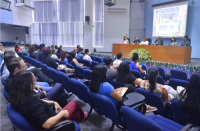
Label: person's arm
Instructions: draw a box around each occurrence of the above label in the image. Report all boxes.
[136,63,144,74]
[133,78,143,85]
[110,88,122,102]
[121,40,124,44]
[186,41,191,46]
[127,40,129,44]
[73,59,83,66]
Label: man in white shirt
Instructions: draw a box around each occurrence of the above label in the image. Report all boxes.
[83,49,92,62]
[14,37,19,44]
[113,52,123,67]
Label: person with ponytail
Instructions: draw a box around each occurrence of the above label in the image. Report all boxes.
[140,67,177,103]
[67,51,83,68]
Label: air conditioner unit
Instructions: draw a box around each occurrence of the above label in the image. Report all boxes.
[15,3,36,11]
[106,8,127,11]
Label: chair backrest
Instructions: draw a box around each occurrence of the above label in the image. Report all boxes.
[169,78,189,90]
[124,60,131,64]
[89,55,95,61]
[147,38,152,45]
[47,67,59,82]
[76,65,85,79]
[3,88,8,100]
[170,69,187,81]
[18,52,22,57]
[41,64,49,77]
[130,70,142,79]
[58,61,66,65]
[65,63,75,69]
[87,90,119,124]
[121,106,162,131]
[171,100,200,126]
[155,66,166,80]
[54,59,60,63]
[70,78,92,106]
[82,59,91,68]
[84,69,92,80]
[34,61,41,68]
[7,103,36,131]
[112,79,127,89]
[56,53,60,59]
[156,75,164,85]
[95,57,102,64]
[57,71,73,92]
[76,58,83,64]
[91,61,99,70]
[136,88,166,116]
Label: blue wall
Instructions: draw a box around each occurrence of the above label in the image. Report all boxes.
[144,0,200,58]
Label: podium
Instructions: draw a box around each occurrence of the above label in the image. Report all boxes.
[112,44,192,64]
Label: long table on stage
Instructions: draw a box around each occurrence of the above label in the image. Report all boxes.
[112,44,192,64]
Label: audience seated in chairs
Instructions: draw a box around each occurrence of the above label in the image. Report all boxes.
[29,45,37,59]
[83,49,92,63]
[68,51,83,68]
[36,44,45,61]
[57,45,63,54]
[76,48,84,60]
[113,52,123,67]
[117,62,142,87]
[51,50,59,59]
[129,53,144,76]
[175,72,200,119]
[15,44,22,52]
[140,67,177,104]
[9,70,88,131]
[60,52,68,64]
[33,44,39,52]
[104,56,117,82]
[22,44,30,56]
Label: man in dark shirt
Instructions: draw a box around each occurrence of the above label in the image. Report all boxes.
[104,56,118,82]
[5,57,67,107]
[36,44,45,61]
[151,36,163,45]
[133,37,140,44]
[181,35,191,46]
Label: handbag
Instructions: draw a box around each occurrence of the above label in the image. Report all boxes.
[46,120,75,131]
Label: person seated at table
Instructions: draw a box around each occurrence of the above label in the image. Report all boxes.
[117,62,143,87]
[121,36,129,44]
[139,38,148,45]
[29,45,37,59]
[104,56,117,82]
[68,51,83,68]
[76,48,84,60]
[51,50,59,59]
[176,72,200,119]
[15,44,22,52]
[151,36,163,45]
[129,53,144,76]
[60,52,68,64]
[36,44,45,61]
[113,52,123,67]
[168,37,178,46]
[181,35,191,46]
[132,37,140,44]
[9,70,88,131]
[140,67,177,104]
[83,49,92,63]
[14,37,20,44]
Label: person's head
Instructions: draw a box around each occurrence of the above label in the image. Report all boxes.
[157,36,161,41]
[123,36,127,40]
[104,56,113,66]
[135,37,138,40]
[89,65,107,93]
[0,43,3,50]
[7,57,27,75]
[183,35,188,41]
[55,45,58,49]
[77,45,80,49]
[51,45,55,49]
[51,50,56,54]
[28,45,35,53]
[4,53,16,65]
[180,72,200,119]
[60,45,62,48]
[73,48,78,53]
[78,48,83,53]
[148,67,159,92]
[9,71,37,109]
[47,46,51,49]
[84,49,89,54]
[171,37,176,42]
[41,48,51,63]
[117,62,130,83]
[24,44,30,49]
[15,44,20,51]
[16,37,18,40]
[116,52,123,60]
[4,50,15,56]
[143,37,147,42]
[60,52,67,61]
[68,51,76,62]
[34,44,39,51]
[132,53,139,62]
[39,44,45,51]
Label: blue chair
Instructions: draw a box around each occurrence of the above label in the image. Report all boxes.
[95,57,103,64]
[58,61,66,65]
[157,75,165,85]
[155,66,166,81]
[1,79,5,86]
[87,90,124,131]
[47,67,59,82]
[170,69,188,81]
[130,70,142,79]
[82,59,91,68]
[76,58,83,64]
[3,88,8,100]
[124,60,131,64]
[65,63,75,69]
[169,78,189,90]
[17,52,23,57]
[41,64,48,76]
[89,55,95,61]
[57,71,73,93]
[121,106,183,131]
[172,100,200,126]
[136,88,167,117]
[112,79,127,89]
[54,59,60,63]
[7,103,37,131]
[76,65,85,79]
[91,61,99,70]
[100,62,105,65]
[56,53,60,59]
[34,61,41,68]
[84,69,92,80]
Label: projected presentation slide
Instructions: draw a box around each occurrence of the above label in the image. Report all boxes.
[152,4,188,37]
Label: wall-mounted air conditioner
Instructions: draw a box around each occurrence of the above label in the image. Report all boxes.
[15,3,36,11]
[106,8,127,11]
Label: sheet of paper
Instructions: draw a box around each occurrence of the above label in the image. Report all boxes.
[121,87,128,96]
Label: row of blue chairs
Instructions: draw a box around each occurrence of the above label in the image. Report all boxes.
[0,42,15,46]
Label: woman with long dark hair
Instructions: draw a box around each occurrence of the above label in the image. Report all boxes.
[68,51,83,68]
[29,45,37,59]
[169,37,178,46]
[129,53,144,76]
[60,52,68,64]
[15,44,22,52]
[121,36,129,44]
[177,72,200,119]
[9,71,88,131]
